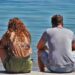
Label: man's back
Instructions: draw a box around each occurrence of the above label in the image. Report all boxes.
[46,27,74,67]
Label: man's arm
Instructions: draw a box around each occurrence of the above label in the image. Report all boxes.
[37,38,46,50]
[72,34,75,51]
[37,31,47,72]
[37,32,47,50]
[72,41,75,51]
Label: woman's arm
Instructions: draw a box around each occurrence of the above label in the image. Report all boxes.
[0,33,9,62]
[0,40,7,62]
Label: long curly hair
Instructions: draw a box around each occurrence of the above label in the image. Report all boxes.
[8,17,31,42]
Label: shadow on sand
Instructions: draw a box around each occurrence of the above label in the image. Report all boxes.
[0,70,30,74]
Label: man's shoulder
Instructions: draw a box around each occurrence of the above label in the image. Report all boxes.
[46,28,53,32]
[63,28,74,34]
[45,28,74,35]
[46,28,57,33]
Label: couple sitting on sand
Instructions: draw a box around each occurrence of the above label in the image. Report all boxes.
[0,15,75,73]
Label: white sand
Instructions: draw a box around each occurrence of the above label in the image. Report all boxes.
[0,71,74,75]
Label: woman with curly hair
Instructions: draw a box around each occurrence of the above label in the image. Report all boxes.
[0,18,32,73]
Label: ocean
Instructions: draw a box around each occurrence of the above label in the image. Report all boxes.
[0,0,75,61]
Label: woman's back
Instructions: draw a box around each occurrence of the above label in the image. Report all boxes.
[0,17,32,73]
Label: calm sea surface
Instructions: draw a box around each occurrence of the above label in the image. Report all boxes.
[0,0,75,61]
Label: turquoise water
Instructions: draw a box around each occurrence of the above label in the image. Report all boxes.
[0,0,75,61]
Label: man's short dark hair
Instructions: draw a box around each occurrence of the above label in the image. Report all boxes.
[51,15,63,27]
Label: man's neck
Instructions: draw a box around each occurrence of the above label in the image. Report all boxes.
[57,24,63,29]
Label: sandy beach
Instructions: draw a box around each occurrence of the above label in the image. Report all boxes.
[0,71,74,75]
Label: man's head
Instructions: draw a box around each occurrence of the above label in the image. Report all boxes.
[51,15,63,27]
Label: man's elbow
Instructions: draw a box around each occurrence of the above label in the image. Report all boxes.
[37,44,43,50]
[72,43,75,51]
[37,44,40,50]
